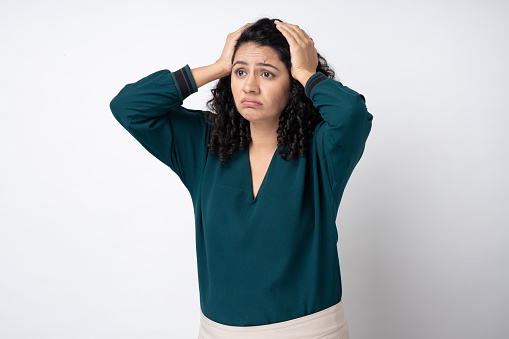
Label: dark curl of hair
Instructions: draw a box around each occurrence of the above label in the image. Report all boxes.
[206,17,336,166]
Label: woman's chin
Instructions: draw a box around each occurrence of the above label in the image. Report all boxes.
[237,107,281,125]
[238,108,259,121]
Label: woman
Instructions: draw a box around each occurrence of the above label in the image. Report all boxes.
[110,17,373,339]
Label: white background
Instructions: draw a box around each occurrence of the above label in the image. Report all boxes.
[1,0,507,338]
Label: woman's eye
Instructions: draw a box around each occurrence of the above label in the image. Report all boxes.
[262,72,274,78]
[235,70,245,76]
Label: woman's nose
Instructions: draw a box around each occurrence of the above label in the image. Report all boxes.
[243,73,259,93]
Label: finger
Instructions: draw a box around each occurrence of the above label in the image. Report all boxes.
[235,22,252,34]
[275,21,309,45]
[231,23,252,37]
[229,23,252,43]
[275,22,300,46]
[299,28,313,43]
[284,24,308,44]
[291,23,312,41]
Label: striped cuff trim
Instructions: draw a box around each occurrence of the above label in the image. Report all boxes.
[305,72,328,98]
[171,64,198,101]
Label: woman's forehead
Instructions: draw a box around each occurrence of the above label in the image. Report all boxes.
[234,43,281,64]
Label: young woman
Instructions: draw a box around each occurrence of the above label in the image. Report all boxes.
[111,17,373,339]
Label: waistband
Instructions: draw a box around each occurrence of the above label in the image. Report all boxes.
[198,300,348,339]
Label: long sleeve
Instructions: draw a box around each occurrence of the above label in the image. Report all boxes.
[305,72,373,209]
[109,65,209,198]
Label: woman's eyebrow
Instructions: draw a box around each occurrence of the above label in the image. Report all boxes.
[232,61,279,71]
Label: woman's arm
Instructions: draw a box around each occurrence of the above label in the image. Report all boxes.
[109,66,208,196]
[275,20,373,161]
[110,23,253,196]
[191,63,229,89]
[275,20,373,208]
[305,74,373,164]
[110,21,254,133]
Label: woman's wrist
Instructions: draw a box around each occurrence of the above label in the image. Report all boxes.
[191,63,230,89]
[294,70,315,88]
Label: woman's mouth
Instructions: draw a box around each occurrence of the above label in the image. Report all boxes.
[241,98,263,107]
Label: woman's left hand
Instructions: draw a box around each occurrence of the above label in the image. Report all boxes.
[274,20,318,87]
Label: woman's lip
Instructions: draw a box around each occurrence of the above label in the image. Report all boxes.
[241,101,262,107]
[241,98,262,105]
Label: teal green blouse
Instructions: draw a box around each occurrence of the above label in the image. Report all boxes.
[110,65,373,326]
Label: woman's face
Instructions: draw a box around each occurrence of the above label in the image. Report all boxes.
[231,42,291,126]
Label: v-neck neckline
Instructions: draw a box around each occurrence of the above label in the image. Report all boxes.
[247,146,278,202]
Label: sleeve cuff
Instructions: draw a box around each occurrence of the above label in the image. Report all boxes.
[304,72,328,98]
[170,64,198,101]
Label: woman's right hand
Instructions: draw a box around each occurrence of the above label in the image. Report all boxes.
[215,23,253,76]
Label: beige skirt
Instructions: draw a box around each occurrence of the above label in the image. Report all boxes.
[198,300,349,339]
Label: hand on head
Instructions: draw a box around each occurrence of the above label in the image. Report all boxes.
[216,23,254,75]
[274,20,318,84]
[215,20,318,85]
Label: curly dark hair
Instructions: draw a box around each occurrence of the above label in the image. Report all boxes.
[206,17,336,166]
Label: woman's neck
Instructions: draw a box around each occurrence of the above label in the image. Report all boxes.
[249,121,278,153]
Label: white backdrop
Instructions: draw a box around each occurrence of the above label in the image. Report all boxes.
[1,0,507,338]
